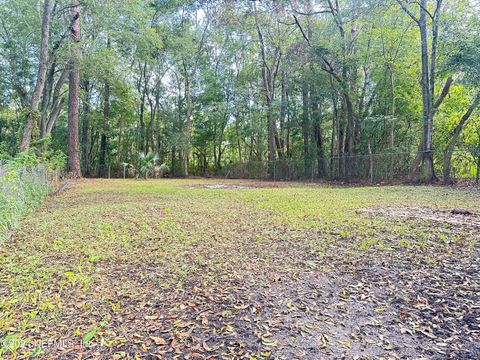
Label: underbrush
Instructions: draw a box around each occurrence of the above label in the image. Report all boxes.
[0,150,65,240]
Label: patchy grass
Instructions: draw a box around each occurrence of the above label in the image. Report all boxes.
[0,179,479,358]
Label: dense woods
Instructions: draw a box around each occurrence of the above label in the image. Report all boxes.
[0,0,479,183]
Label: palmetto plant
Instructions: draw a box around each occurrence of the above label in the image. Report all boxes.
[132,152,158,179]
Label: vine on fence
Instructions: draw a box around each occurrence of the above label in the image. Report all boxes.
[0,151,65,240]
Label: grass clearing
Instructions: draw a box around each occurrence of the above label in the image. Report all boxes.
[0,179,479,358]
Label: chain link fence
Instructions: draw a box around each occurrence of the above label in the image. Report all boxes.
[0,163,62,240]
[221,150,479,183]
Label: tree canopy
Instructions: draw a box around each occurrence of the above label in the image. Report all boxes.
[0,0,479,182]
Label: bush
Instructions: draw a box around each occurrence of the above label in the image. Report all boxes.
[0,150,64,240]
[3,149,66,171]
[159,163,170,177]
[130,152,158,179]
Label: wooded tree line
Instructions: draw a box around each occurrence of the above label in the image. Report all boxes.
[0,0,479,183]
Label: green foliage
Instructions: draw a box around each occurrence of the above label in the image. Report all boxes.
[0,0,479,181]
[159,163,170,177]
[130,152,159,179]
[3,149,66,171]
[0,151,63,241]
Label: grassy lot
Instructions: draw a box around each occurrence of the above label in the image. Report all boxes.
[0,179,479,359]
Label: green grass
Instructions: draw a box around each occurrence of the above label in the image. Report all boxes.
[0,179,478,357]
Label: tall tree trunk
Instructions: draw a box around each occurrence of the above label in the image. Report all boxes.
[253,3,280,175]
[399,0,445,182]
[278,71,287,159]
[329,76,339,178]
[234,112,242,163]
[99,77,110,177]
[98,39,111,177]
[40,66,68,143]
[389,64,395,148]
[183,77,193,176]
[81,80,90,176]
[39,61,56,139]
[344,91,355,177]
[266,90,276,166]
[139,61,147,153]
[443,91,480,184]
[302,82,311,177]
[418,0,435,182]
[311,88,325,177]
[67,0,82,178]
[19,0,54,152]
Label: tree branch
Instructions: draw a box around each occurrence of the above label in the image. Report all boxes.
[396,0,420,25]
[292,14,310,46]
[433,76,453,111]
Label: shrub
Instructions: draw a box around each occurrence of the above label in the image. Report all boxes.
[159,163,170,177]
[0,150,64,240]
[130,152,159,179]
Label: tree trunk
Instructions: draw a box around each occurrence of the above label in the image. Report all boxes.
[311,89,325,177]
[183,77,193,176]
[340,89,355,178]
[368,140,374,183]
[81,80,90,176]
[402,0,443,182]
[67,0,82,178]
[302,82,311,177]
[19,0,54,152]
[42,67,68,142]
[267,99,276,164]
[139,61,147,153]
[234,112,242,163]
[443,91,480,184]
[99,77,110,177]
[278,70,287,158]
[39,61,56,139]
[389,64,395,148]
[419,1,435,182]
[254,4,279,175]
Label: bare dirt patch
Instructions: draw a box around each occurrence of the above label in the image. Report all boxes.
[361,206,480,227]
[189,183,257,189]
[184,181,287,190]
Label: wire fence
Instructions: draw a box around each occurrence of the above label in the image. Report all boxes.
[220,150,480,183]
[0,164,62,240]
